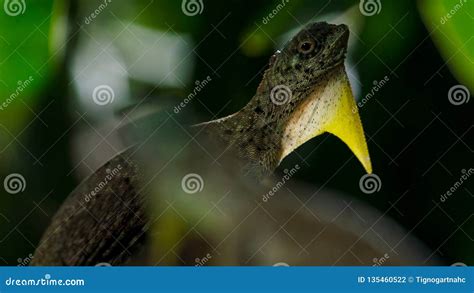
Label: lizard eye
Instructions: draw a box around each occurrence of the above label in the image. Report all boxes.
[298,39,315,54]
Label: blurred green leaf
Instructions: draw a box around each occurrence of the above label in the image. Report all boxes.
[0,0,60,131]
[418,0,474,91]
[240,0,303,57]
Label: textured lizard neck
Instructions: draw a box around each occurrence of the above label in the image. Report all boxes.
[198,69,326,175]
[198,94,282,177]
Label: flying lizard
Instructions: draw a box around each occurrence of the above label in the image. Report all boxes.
[31,22,372,266]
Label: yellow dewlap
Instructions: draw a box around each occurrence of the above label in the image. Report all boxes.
[281,66,372,174]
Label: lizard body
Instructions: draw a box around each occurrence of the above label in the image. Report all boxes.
[32,22,371,266]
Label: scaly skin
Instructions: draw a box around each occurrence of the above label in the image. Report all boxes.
[32,22,366,266]
[200,22,350,175]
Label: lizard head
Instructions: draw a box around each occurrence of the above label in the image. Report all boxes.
[205,22,372,177]
[265,22,349,91]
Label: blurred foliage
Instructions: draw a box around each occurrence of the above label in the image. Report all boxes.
[0,0,63,132]
[418,0,474,91]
